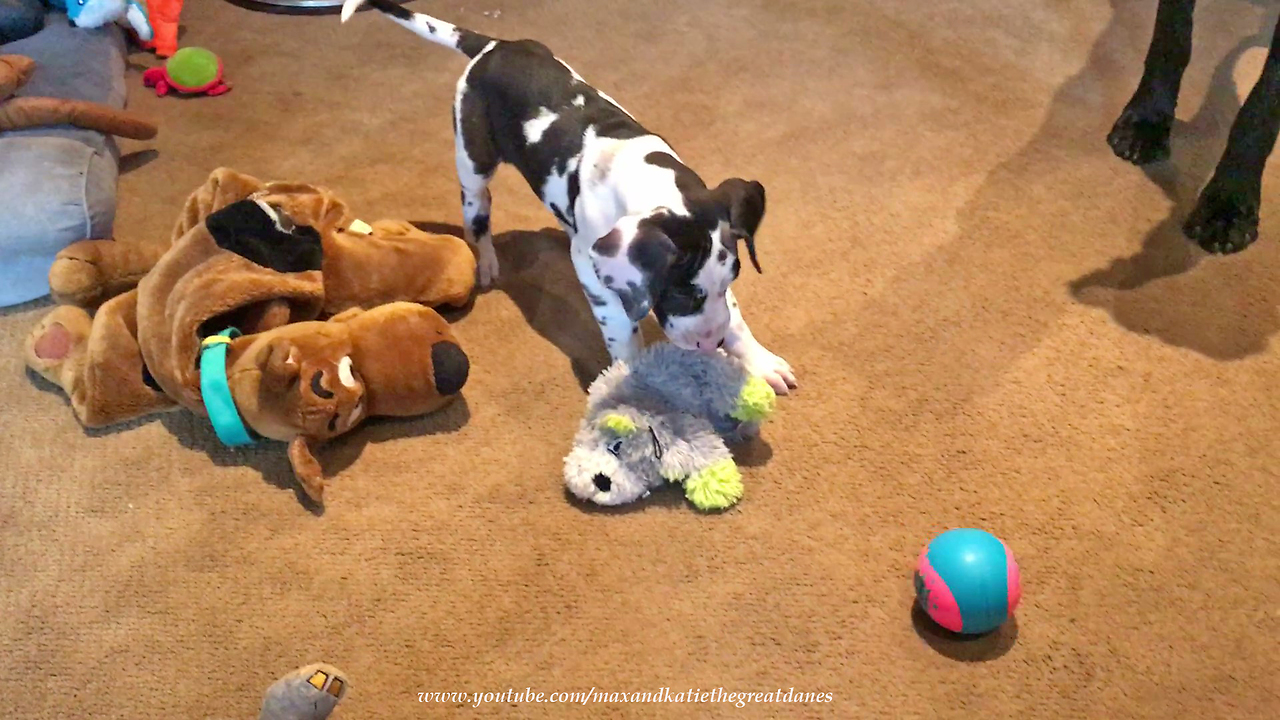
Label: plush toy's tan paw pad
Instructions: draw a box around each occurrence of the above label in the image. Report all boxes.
[33,323,72,361]
[25,307,91,381]
[259,663,348,720]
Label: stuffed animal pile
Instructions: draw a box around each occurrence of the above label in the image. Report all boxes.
[563,343,777,511]
[24,168,477,503]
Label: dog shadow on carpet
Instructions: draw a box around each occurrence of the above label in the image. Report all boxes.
[487,226,671,392]
[160,393,472,514]
[1069,4,1280,360]
[910,603,1018,662]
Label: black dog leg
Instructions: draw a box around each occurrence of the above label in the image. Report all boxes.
[1184,19,1280,254]
[1108,0,1197,164]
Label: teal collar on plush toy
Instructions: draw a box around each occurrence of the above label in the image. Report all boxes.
[199,328,256,447]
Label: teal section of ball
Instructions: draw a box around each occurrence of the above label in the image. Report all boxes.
[925,528,1009,634]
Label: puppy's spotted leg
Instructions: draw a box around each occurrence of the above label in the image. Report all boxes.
[455,87,501,287]
[571,246,642,363]
[721,287,796,395]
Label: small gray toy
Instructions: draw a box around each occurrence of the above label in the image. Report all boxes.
[564,343,777,511]
[259,663,348,720]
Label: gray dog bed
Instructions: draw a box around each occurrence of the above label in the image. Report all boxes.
[0,12,127,307]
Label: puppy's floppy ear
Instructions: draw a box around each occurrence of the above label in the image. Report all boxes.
[590,221,676,322]
[711,178,766,273]
[205,199,324,274]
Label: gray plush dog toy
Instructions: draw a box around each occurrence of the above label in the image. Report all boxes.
[564,343,777,511]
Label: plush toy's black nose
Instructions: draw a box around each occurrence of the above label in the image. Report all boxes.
[431,341,469,396]
[592,473,611,492]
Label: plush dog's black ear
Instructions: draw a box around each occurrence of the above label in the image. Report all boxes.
[711,178,766,273]
[205,199,324,274]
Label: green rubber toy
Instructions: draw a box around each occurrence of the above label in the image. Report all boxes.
[142,47,231,97]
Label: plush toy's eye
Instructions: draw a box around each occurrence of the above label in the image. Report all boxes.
[310,371,334,399]
[607,438,623,457]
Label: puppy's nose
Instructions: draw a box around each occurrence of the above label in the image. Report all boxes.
[592,473,612,492]
[431,341,470,395]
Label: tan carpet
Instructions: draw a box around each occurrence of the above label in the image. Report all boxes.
[2,0,1278,717]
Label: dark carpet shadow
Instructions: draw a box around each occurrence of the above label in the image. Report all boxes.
[409,221,465,239]
[120,149,160,174]
[836,1,1275,426]
[319,395,471,477]
[563,479,760,516]
[731,436,773,468]
[24,367,169,437]
[0,295,52,318]
[564,484,691,515]
[161,394,471,514]
[911,602,1018,662]
[831,2,1151,423]
[222,0,349,15]
[493,227,615,391]
[1070,6,1280,359]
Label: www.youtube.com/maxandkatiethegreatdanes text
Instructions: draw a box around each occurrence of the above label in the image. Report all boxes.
[419,687,834,709]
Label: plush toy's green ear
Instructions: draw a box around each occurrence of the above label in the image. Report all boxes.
[598,413,638,436]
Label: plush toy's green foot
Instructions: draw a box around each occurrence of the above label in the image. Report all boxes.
[259,663,348,720]
[731,376,777,423]
[684,458,744,511]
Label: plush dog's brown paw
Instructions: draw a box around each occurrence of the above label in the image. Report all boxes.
[48,239,164,306]
[49,255,107,307]
[25,307,92,385]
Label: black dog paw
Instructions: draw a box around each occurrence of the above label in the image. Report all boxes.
[1107,107,1173,165]
[1183,181,1261,254]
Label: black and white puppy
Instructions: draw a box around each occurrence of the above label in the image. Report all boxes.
[340,0,796,393]
[1108,0,1279,254]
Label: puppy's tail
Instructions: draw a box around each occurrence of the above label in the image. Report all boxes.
[340,0,495,59]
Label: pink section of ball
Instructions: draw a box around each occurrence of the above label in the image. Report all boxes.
[916,548,963,633]
[1004,543,1022,614]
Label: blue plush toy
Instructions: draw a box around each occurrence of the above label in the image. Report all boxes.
[46,0,153,42]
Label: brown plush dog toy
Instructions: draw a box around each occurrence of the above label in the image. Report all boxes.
[0,54,157,138]
[24,168,476,503]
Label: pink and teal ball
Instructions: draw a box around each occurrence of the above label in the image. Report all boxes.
[914,528,1021,635]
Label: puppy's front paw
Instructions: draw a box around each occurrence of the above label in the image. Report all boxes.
[741,348,797,396]
[1184,180,1261,254]
[475,242,501,288]
[1107,106,1173,166]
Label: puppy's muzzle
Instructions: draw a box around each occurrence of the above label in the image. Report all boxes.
[431,341,470,395]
